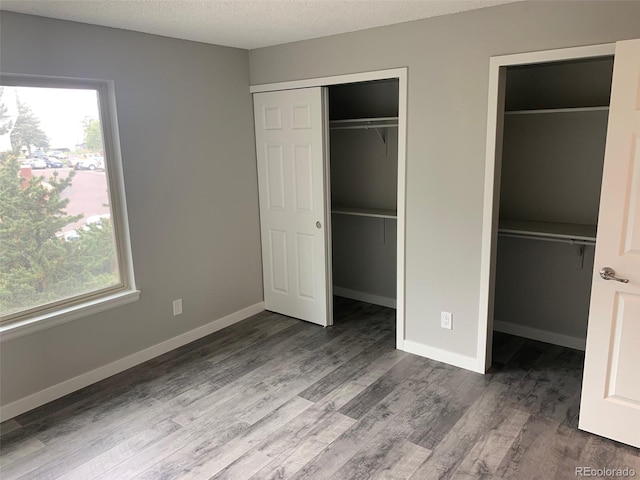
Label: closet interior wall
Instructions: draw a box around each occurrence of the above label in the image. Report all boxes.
[494,57,614,349]
[329,80,399,309]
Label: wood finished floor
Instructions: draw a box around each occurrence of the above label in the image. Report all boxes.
[1,298,639,480]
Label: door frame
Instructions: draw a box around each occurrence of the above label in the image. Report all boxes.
[251,67,408,348]
[476,44,615,373]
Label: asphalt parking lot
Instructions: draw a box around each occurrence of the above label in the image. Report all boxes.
[32,167,111,233]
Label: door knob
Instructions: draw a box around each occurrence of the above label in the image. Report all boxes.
[316,221,322,229]
[599,267,629,283]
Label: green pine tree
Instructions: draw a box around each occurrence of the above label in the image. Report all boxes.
[0,88,14,136]
[1,154,120,316]
[10,99,49,156]
[0,154,81,314]
[70,219,119,290]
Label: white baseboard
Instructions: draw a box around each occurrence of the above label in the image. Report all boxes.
[493,320,586,351]
[333,286,396,309]
[0,302,265,422]
[402,340,482,373]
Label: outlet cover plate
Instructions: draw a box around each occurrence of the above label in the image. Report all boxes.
[441,311,452,330]
[173,298,183,316]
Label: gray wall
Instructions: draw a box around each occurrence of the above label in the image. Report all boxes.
[494,237,594,340]
[330,129,398,301]
[249,1,640,361]
[0,12,262,406]
[500,111,608,225]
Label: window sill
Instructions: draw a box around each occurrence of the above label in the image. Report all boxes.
[0,290,141,343]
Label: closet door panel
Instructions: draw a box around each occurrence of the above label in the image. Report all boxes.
[623,135,640,253]
[268,229,289,294]
[580,38,640,448]
[293,145,314,214]
[265,145,286,210]
[254,88,330,327]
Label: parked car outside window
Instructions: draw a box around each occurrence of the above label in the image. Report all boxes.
[31,158,47,169]
[46,158,64,168]
[75,153,104,171]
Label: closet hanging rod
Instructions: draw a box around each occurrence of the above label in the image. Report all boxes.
[329,117,399,130]
[330,124,398,130]
[498,232,595,246]
[504,106,609,115]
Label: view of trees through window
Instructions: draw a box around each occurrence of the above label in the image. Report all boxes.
[0,84,121,320]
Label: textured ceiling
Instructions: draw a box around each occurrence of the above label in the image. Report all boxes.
[0,0,520,49]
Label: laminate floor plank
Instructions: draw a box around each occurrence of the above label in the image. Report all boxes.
[39,419,181,480]
[2,298,638,480]
[96,413,249,480]
[369,441,431,480]
[286,371,437,480]
[450,408,530,478]
[145,396,314,480]
[338,355,438,420]
[0,435,45,468]
[409,382,513,480]
[493,414,577,480]
[409,367,492,451]
[1,396,170,480]
[309,347,408,413]
[0,419,21,436]
[247,411,356,480]
[335,366,485,480]
[298,335,396,403]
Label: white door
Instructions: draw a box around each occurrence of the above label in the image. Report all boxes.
[580,39,640,448]
[253,88,331,327]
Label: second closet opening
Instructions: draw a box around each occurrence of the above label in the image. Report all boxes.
[492,55,614,356]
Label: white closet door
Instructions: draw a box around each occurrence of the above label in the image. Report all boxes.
[253,88,331,327]
[579,38,640,448]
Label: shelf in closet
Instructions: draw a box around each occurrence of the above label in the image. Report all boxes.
[329,117,398,130]
[504,106,609,116]
[498,219,596,246]
[332,206,397,219]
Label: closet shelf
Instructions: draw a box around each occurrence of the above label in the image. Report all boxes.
[329,117,398,130]
[505,106,609,116]
[332,206,397,219]
[498,219,596,246]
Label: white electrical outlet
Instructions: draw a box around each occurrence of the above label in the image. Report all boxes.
[173,298,183,316]
[441,311,452,330]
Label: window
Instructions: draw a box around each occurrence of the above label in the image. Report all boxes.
[0,75,138,334]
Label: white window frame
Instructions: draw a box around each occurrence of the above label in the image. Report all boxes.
[0,74,139,342]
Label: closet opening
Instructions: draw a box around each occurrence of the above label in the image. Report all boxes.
[251,67,407,346]
[489,55,614,366]
[327,79,399,327]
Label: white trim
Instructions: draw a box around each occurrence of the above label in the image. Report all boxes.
[0,302,265,421]
[250,68,408,93]
[403,340,481,373]
[488,43,615,67]
[477,43,616,374]
[494,320,586,351]
[102,78,137,295]
[322,87,334,327]
[0,290,140,343]
[250,67,408,351]
[505,106,609,115]
[333,286,396,309]
[396,70,408,351]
